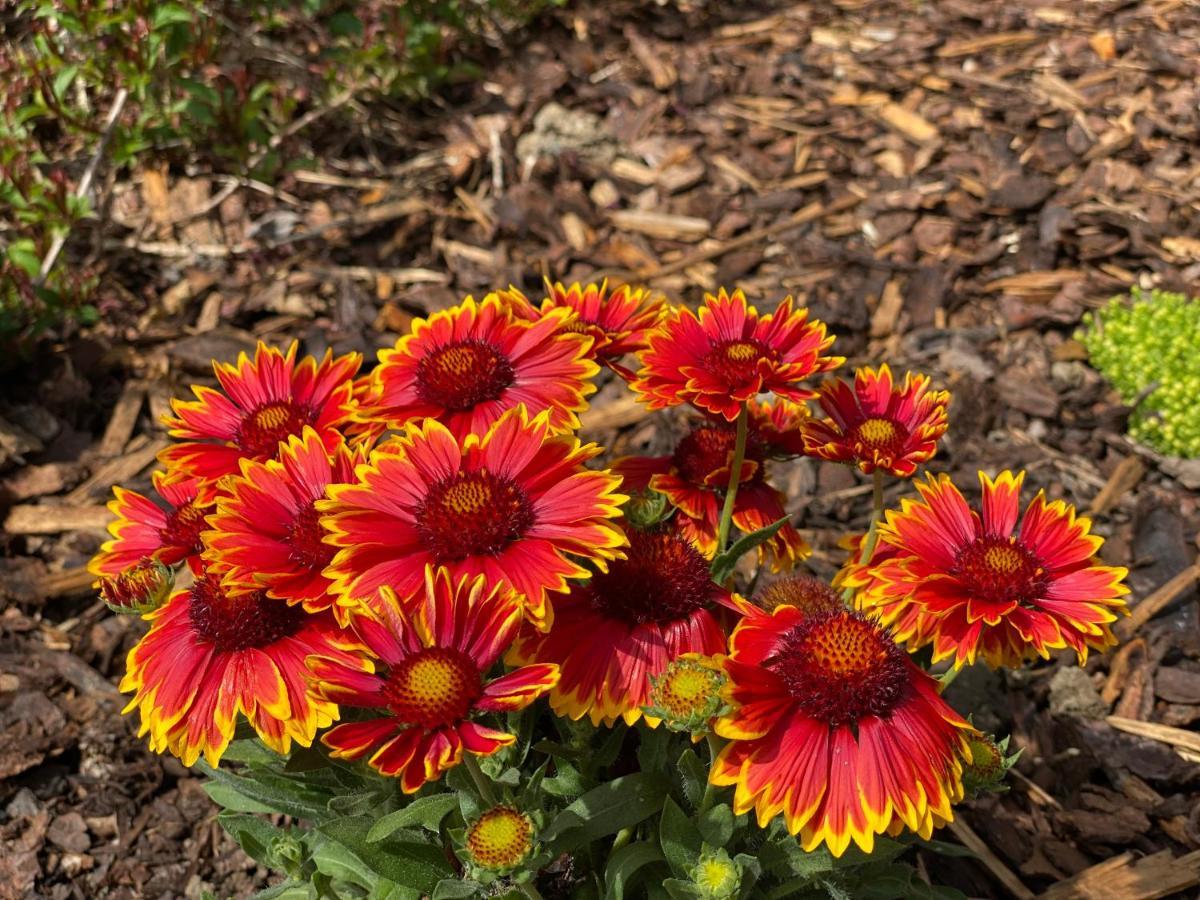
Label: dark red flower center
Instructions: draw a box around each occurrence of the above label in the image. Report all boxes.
[416,340,515,412]
[188,575,306,652]
[850,416,910,458]
[703,338,775,389]
[767,611,909,725]
[416,469,534,562]
[953,536,1046,607]
[382,647,482,729]
[586,529,719,626]
[160,500,210,555]
[237,402,314,459]
[672,423,766,485]
[755,574,844,614]
[287,503,335,571]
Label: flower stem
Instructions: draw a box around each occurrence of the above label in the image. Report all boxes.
[938,664,963,691]
[698,733,724,815]
[462,753,498,807]
[715,404,750,556]
[841,469,886,604]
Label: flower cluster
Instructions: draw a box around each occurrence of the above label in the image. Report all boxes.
[93,280,1128,894]
[1079,287,1200,458]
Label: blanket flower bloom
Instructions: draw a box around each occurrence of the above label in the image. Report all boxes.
[160,341,361,483]
[500,280,666,363]
[203,428,364,614]
[632,287,841,420]
[614,408,809,571]
[310,568,560,792]
[466,806,536,872]
[711,606,971,856]
[90,471,216,577]
[754,574,844,614]
[362,295,597,441]
[509,527,729,726]
[320,406,626,627]
[119,570,354,766]
[864,471,1129,668]
[802,365,949,477]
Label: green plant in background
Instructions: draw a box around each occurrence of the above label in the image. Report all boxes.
[0,0,563,347]
[1079,287,1200,459]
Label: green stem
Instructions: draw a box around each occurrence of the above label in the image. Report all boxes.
[462,753,498,807]
[841,470,886,603]
[698,733,724,815]
[517,881,546,900]
[938,664,964,691]
[715,404,750,555]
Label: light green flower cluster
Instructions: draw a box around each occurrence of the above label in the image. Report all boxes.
[1079,287,1200,458]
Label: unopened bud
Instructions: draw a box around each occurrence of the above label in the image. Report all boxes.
[98,557,174,614]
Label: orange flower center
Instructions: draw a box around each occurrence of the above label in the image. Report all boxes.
[703,338,776,389]
[587,529,718,625]
[767,611,908,724]
[382,647,482,729]
[188,575,306,652]
[237,402,314,459]
[851,416,909,456]
[467,806,533,870]
[672,423,765,485]
[755,574,843,614]
[954,537,1045,607]
[417,469,534,562]
[416,340,515,412]
[160,500,210,555]
[287,503,335,571]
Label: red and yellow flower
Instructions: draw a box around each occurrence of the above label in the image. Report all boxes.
[863,471,1129,668]
[90,471,217,577]
[310,568,560,793]
[711,605,971,856]
[361,294,597,441]
[802,365,949,477]
[120,570,356,766]
[160,341,361,483]
[614,408,809,571]
[320,406,626,627]
[203,428,364,614]
[509,526,731,726]
[632,287,841,420]
[499,280,666,364]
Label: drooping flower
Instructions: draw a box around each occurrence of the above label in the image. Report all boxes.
[863,470,1129,668]
[802,365,949,477]
[466,806,536,872]
[614,409,809,571]
[509,527,730,726]
[360,295,598,441]
[119,571,355,766]
[631,287,841,420]
[89,471,217,577]
[160,341,361,483]
[320,406,626,627]
[711,606,972,856]
[310,568,560,793]
[203,428,364,614]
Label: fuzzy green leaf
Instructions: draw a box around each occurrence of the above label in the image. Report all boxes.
[367,794,459,841]
[543,773,669,854]
[660,798,703,877]
[710,517,789,581]
[604,842,666,900]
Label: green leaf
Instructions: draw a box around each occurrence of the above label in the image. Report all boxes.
[367,795,459,841]
[196,761,330,820]
[659,798,702,877]
[152,4,196,27]
[698,804,735,847]
[6,240,42,278]
[710,517,789,582]
[543,773,669,854]
[51,64,80,102]
[663,879,703,899]
[312,837,379,891]
[203,780,276,814]
[674,748,706,812]
[604,842,665,900]
[217,812,290,868]
[248,881,312,900]
[318,816,453,891]
[432,879,482,899]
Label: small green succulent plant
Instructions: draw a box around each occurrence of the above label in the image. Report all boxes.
[1079,287,1200,458]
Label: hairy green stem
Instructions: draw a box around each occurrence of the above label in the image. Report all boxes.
[841,469,886,603]
[698,733,724,816]
[715,404,750,555]
[462,753,498,807]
